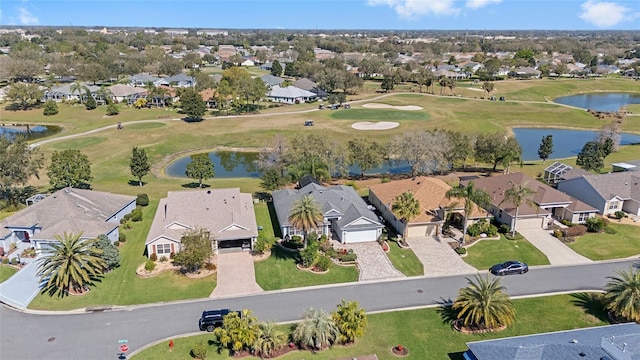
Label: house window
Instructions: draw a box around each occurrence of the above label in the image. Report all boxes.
[577,213,590,223]
[608,200,620,210]
[157,243,172,255]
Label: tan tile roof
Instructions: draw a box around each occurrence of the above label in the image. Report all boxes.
[368,177,489,224]
[145,188,257,245]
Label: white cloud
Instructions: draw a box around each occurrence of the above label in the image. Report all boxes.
[18,7,38,25]
[367,0,501,19]
[578,0,631,28]
[367,0,459,19]
[465,0,502,9]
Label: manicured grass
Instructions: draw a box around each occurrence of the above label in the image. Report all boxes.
[254,246,358,290]
[330,108,430,121]
[253,202,275,239]
[0,265,18,283]
[126,122,167,130]
[28,200,216,311]
[133,293,609,360]
[385,241,424,276]
[568,223,640,260]
[463,235,550,270]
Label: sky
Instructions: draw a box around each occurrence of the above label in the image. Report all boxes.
[1,0,639,30]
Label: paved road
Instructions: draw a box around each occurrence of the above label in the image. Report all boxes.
[1,259,637,360]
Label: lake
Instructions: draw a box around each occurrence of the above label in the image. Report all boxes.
[165,151,413,179]
[513,128,640,161]
[553,93,640,112]
[0,124,62,140]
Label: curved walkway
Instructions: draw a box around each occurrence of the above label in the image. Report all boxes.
[406,236,477,277]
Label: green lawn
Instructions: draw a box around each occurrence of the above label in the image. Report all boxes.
[254,246,358,290]
[253,202,276,239]
[463,235,550,270]
[568,223,640,260]
[385,241,424,276]
[132,293,609,360]
[330,108,430,121]
[0,265,18,283]
[28,200,216,311]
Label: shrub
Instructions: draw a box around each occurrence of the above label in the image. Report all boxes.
[144,260,156,272]
[562,224,587,237]
[455,247,467,255]
[106,102,119,116]
[585,217,605,233]
[10,257,19,265]
[119,232,127,242]
[170,252,175,259]
[1,257,8,264]
[505,232,523,240]
[299,242,319,268]
[381,177,390,183]
[43,100,59,116]
[149,253,158,262]
[345,180,358,190]
[136,193,149,207]
[604,226,618,235]
[341,253,358,262]
[560,219,573,226]
[191,342,208,360]
[159,256,168,262]
[486,224,498,237]
[253,232,275,254]
[553,229,563,238]
[113,240,120,247]
[319,240,332,252]
[315,255,332,271]
[130,207,143,222]
[499,224,511,234]
[466,223,482,237]
[204,262,217,271]
[614,211,626,219]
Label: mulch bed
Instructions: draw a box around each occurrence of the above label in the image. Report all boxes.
[391,346,409,356]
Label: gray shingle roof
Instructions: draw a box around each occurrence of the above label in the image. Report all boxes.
[272,183,382,233]
[466,323,640,360]
[0,188,135,240]
[145,188,257,245]
[579,172,640,201]
[267,85,316,99]
[260,74,285,87]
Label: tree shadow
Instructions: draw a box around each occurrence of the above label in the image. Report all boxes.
[181,182,211,189]
[436,298,457,325]
[127,180,146,187]
[571,292,609,323]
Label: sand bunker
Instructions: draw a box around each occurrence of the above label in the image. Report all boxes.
[352,122,400,130]
[362,103,423,111]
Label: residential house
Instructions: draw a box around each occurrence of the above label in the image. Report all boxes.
[145,189,258,258]
[511,67,542,78]
[129,73,160,87]
[0,188,136,252]
[260,62,286,72]
[267,85,317,104]
[368,177,491,238]
[464,323,640,360]
[108,84,146,103]
[42,83,101,102]
[543,162,590,185]
[314,48,334,60]
[612,160,640,172]
[461,173,597,230]
[155,74,196,88]
[260,74,285,87]
[557,172,640,216]
[240,59,255,67]
[164,29,189,36]
[272,183,383,244]
[292,78,328,99]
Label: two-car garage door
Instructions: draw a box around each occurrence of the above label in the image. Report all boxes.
[514,217,544,230]
[343,229,379,243]
[407,224,438,238]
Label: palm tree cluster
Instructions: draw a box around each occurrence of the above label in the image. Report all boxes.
[37,232,105,297]
[293,301,368,351]
[452,274,516,331]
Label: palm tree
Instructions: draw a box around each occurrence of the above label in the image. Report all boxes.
[254,322,287,358]
[70,81,88,104]
[293,308,339,351]
[453,274,516,331]
[501,181,537,237]
[392,191,421,240]
[604,267,640,322]
[447,78,457,95]
[288,195,324,248]
[482,81,495,99]
[446,182,491,245]
[332,300,368,344]
[95,87,113,105]
[36,232,105,297]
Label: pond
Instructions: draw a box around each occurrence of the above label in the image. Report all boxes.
[513,128,640,161]
[0,124,62,141]
[165,151,413,179]
[553,93,640,112]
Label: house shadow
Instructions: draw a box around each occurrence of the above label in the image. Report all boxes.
[448,351,467,360]
[571,292,609,323]
[181,182,211,189]
[267,201,283,239]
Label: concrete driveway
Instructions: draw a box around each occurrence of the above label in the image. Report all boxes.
[0,259,42,309]
[519,228,593,265]
[210,252,263,298]
[346,242,404,281]
[405,236,478,277]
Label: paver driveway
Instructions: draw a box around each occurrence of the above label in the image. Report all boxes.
[406,236,477,277]
[210,252,262,298]
[345,242,404,281]
[519,228,593,265]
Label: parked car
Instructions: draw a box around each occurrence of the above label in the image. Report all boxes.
[489,261,528,276]
[304,120,314,126]
[198,309,241,332]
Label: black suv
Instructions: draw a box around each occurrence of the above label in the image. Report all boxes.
[198,309,241,332]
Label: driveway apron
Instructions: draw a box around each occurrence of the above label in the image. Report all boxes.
[210,252,263,298]
[519,228,593,265]
[345,243,404,281]
[0,259,41,309]
[406,236,477,276]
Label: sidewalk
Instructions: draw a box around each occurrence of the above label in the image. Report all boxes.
[519,228,593,266]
